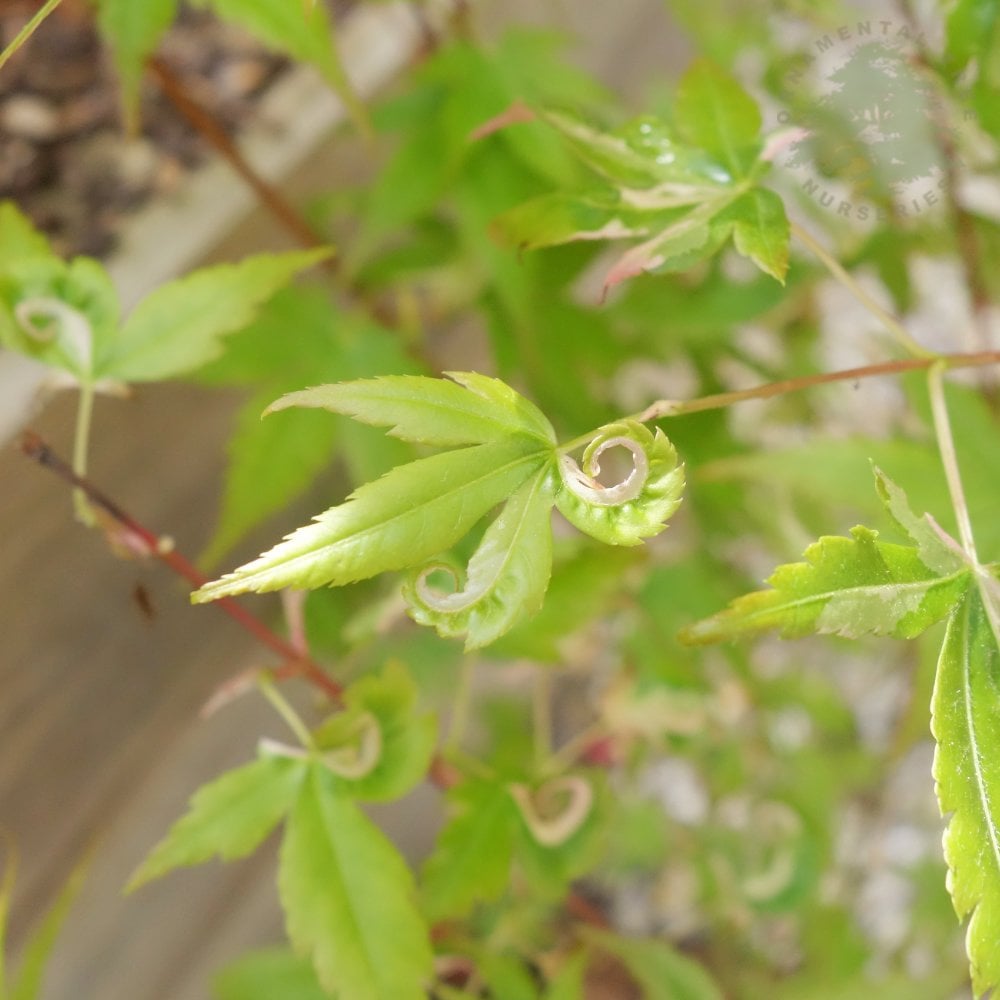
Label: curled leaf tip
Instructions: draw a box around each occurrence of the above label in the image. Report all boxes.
[319,711,383,780]
[509,776,594,847]
[555,420,684,545]
[403,471,555,649]
[15,296,94,371]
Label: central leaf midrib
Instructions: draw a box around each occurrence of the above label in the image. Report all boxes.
[254,448,548,581]
[746,571,967,623]
[296,769,383,999]
[961,593,1000,884]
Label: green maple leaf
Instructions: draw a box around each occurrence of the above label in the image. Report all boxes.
[682,526,972,644]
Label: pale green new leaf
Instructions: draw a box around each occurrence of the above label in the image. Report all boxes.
[267,371,556,447]
[420,778,519,920]
[404,469,555,649]
[724,187,790,283]
[279,764,432,1000]
[313,661,436,801]
[97,248,330,382]
[97,0,178,126]
[127,755,306,891]
[213,948,328,1000]
[681,527,972,645]
[872,466,966,576]
[673,58,762,178]
[555,420,684,546]
[932,589,1000,996]
[194,436,550,600]
[587,930,723,1000]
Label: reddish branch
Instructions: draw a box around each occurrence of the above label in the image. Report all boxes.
[19,430,344,702]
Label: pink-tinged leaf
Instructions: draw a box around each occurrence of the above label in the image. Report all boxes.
[601,196,736,296]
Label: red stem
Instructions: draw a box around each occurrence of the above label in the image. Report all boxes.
[19,431,343,702]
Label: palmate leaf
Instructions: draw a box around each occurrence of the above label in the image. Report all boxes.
[194,435,551,600]
[681,526,972,645]
[490,63,789,290]
[932,588,1000,996]
[403,469,555,649]
[279,763,432,1000]
[127,754,306,891]
[268,370,556,447]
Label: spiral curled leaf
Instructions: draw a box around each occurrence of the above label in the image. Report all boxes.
[509,776,594,847]
[555,420,684,545]
[317,711,382,780]
[403,469,555,649]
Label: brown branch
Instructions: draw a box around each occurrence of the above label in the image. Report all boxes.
[635,349,1000,423]
[148,56,335,269]
[19,430,344,702]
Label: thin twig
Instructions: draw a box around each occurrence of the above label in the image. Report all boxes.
[927,364,978,560]
[632,349,1000,424]
[19,430,343,702]
[0,0,63,74]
